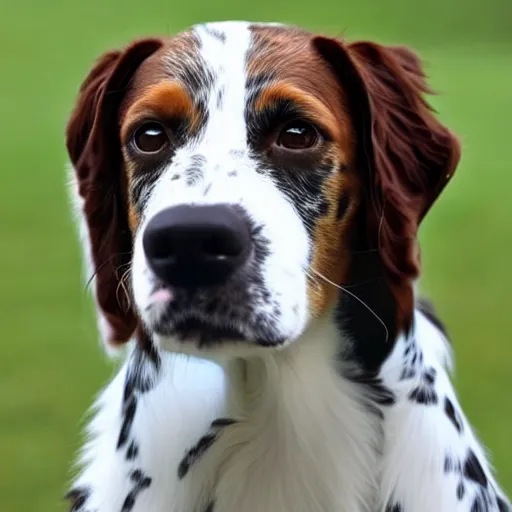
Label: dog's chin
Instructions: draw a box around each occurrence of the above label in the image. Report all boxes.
[149,315,288,356]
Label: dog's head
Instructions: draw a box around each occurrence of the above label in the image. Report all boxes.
[67,22,459,364]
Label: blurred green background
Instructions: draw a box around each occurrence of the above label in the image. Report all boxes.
[0,0,511,510]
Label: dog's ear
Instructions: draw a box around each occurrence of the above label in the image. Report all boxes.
[66,39,162,348]
[314,37,460,334]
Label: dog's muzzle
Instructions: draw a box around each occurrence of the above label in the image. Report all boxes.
[143,204,253,289]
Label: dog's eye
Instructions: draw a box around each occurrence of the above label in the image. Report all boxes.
[276,121,319,150]
[133,123,169,153]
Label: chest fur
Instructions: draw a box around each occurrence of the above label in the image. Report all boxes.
[175,341,383,512]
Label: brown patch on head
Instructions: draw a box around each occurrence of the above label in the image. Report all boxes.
[248,25,358,317]
[247,25,349,138]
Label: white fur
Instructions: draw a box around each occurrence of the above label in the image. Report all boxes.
[132,21,310,352]
[69,309,509,511]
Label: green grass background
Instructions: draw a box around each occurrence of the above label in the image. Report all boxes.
[0,0,511,510]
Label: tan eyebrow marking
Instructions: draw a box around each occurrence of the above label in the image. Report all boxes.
[254,82,341,141]
[121,81,202,144]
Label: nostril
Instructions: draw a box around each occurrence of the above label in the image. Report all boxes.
[152,237,177,260]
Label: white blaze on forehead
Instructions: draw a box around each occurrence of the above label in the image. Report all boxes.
[193,21,253,151]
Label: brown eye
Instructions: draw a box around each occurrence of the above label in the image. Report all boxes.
[276,121,319,150]
[133,123,169,153]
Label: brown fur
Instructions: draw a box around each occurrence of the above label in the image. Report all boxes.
[66,39,164,345]
[314,36,460,334]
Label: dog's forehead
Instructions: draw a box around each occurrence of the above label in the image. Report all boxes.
[123,22,343,112]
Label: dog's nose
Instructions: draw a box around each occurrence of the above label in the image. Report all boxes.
[143,204,252,288]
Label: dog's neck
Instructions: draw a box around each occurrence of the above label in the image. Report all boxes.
[206,316,384,511]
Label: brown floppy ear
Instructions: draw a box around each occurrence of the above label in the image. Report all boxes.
[314,37,460,336]
[66,39,162,347]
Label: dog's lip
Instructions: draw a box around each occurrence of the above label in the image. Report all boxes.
[156,316,248,346]
[153,315,289,349]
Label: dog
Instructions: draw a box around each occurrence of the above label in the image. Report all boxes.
[65,21,510,512]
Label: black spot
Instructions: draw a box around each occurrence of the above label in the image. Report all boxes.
[216,87,225,108]
[178,433,216,479]
[123,344,161,401]
[211,418,237,427]
[385,504,403,512]
[65,487,90,511]
[497,496,511,511]
[121,493,136,512]
[228,169,237,177]
[121,470,152,512]
[318,198,330,217]
[457,481,465,500]
[117,394,137,449]
[336,190,350,220]
[171,173,181,181]
[400,367,416,380]
[444,397,463,434]
[204,502,215,512]
[130,469,144,482]
[463,450,488,488]
[126,441,139,460]
[423,367,437,384]
[408,386,438,405]
[470,499,481,512]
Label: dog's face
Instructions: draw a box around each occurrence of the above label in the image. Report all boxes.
[67,22,460,359]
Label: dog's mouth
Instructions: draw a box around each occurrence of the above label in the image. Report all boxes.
[146,285,286,348]
[154,316,249,347]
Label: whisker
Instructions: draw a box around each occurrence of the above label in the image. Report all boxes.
[307,267,389,343]
[115,265,133,311]
[84,252,132,291]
